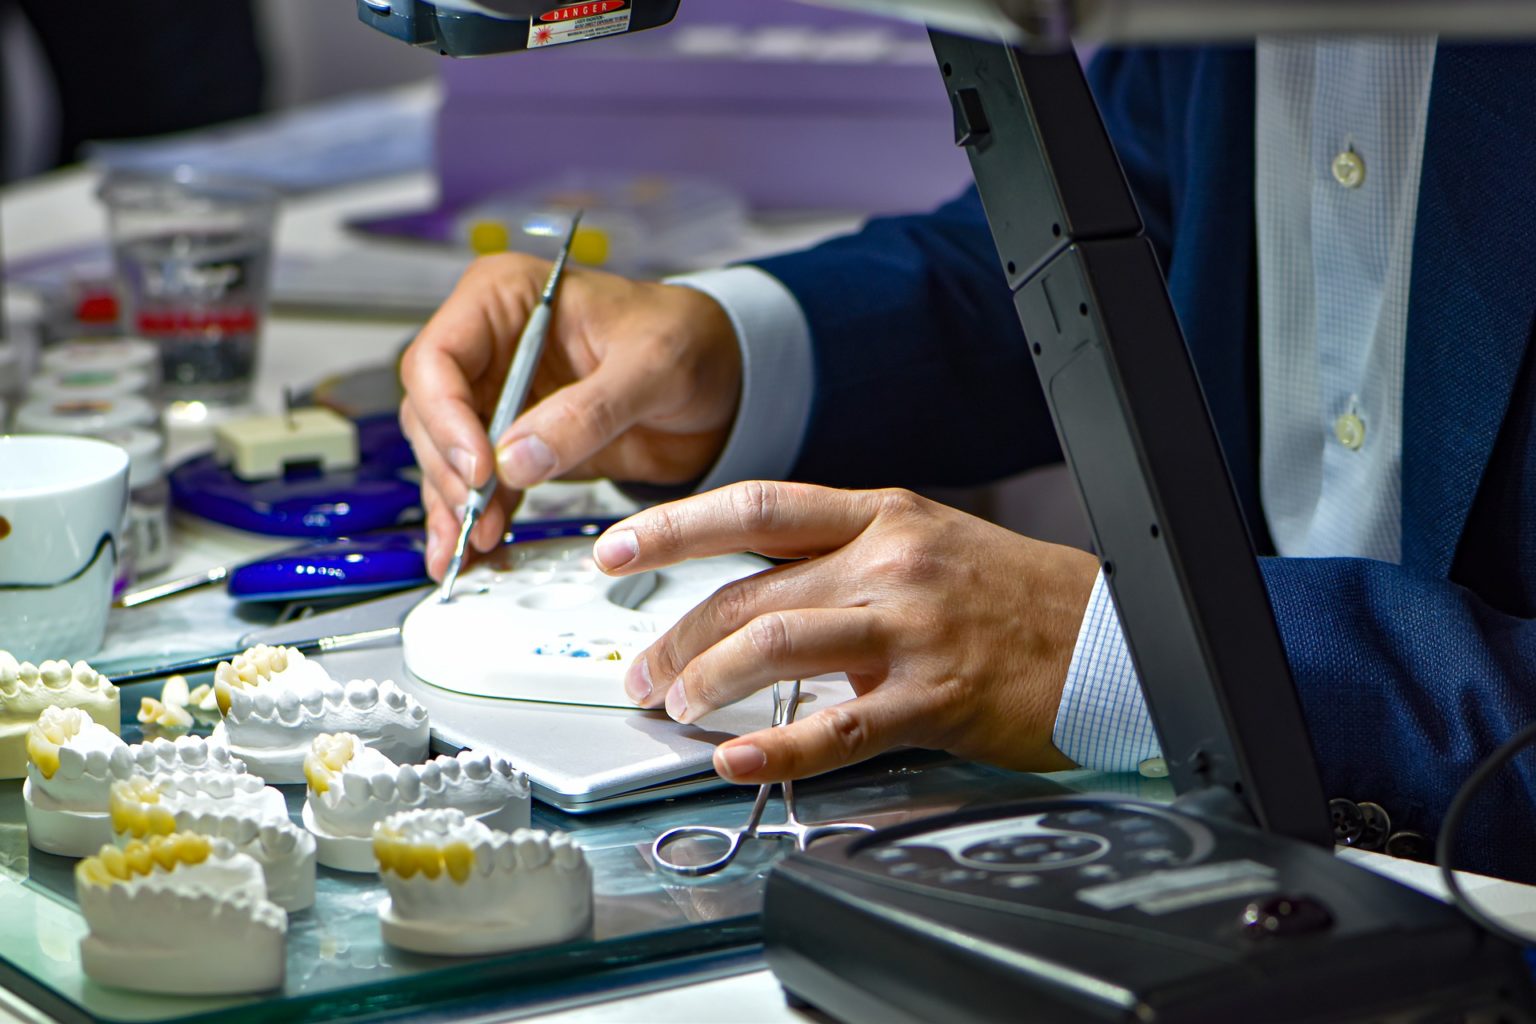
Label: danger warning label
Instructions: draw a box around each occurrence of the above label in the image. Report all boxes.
[529,2,632,48]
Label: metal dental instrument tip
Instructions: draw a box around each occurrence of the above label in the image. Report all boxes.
[438,210,584,604]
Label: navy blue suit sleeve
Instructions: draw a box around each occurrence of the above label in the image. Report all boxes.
[750,190,1059,489]
[746,50,1181,492]
[1264,557,1536,880]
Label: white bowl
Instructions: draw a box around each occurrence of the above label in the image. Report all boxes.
[0,435,130,660]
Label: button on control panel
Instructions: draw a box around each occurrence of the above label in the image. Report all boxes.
[852,804,1213,906]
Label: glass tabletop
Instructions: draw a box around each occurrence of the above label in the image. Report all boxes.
[0,716,1170,1024]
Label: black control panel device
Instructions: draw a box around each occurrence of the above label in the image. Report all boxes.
[763,29,1536,1024]
[766,798,1534,1022]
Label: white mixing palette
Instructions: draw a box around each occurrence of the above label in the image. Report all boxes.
[402,537,771,708]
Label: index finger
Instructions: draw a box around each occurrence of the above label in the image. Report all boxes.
[399,256,542,489]
[592,481,879,574]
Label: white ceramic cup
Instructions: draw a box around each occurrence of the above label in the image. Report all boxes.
[0,435,130,661]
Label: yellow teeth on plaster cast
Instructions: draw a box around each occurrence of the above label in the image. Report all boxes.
[73,830,288,994]
[372,808,592,956]
[303,732,356,795]
[75,833,212,889]
[25,706,108,780]
[108,770,315,910]
[373,808,585,884]
[2,656,119,778]
[211,644,327,715]
[304,731,529,821]
[108,772,277,839]
[213,645,425,731]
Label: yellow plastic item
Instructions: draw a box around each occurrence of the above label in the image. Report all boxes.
[570,226,610,267]
[468,220,512,255]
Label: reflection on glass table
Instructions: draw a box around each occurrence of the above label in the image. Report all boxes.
[0,717,1170,1024]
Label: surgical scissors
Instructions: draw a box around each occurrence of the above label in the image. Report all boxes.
[652,680,875,876]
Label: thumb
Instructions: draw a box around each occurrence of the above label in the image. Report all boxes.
[493,358,652,489]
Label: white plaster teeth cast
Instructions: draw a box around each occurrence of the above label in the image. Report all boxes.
[24,709,244,857]
[301,732,530,873]
[0,653,119,779]
[74,833,286,994]
[208,644,429,784]
[373,808,592,956]
[110,771,316,912]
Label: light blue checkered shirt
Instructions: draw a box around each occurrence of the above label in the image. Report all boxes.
[1051,37,1438,771]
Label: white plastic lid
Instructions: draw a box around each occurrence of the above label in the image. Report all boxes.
[14,394,159,436]
[40,338,161,380]
[95,426,164,487]
[29,366,153,402]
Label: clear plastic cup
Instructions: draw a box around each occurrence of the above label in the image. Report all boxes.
[99,170,278,406]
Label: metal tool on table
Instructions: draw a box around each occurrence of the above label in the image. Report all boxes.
[440,211,584,605]
[107,626,403,687]
[652,680,875,876]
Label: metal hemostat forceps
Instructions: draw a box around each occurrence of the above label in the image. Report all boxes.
[652,680,875,876]
[439,210,584,604]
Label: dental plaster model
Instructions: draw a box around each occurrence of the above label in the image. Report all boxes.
[137,675,193,738]
[0,654,118,778]
[373,808,592,956]
[24,708,244,857]
[402,536,770,707]
[301,731,529,872]
[111,772,316,911]
[209,644,429,784]
[75,833,286,994]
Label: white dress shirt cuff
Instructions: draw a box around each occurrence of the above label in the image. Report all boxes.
[1052,569,1163,772]
[666,266,815,492]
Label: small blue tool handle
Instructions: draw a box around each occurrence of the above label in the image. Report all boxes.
[226,517,620,602]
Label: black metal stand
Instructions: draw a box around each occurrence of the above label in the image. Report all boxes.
[932,32,1331,844]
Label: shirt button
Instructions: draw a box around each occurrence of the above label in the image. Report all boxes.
[1332,149,1365,188]
[1334,412,1366,450]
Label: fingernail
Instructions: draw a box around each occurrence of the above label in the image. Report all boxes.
[426,533,441,569]
[449,447,479,487]
[594,529,638,571]
[625,657,652,704]
[665,683,690,723]
[497,434,556,488]
[716,744,766,780]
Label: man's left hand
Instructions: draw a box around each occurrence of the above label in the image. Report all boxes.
[592,481,1100,783]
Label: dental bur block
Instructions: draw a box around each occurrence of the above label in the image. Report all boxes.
[209,644,429,784]
[301,731,530,873]
[75,833,286,994]
[373,808,592,956]
[0,654,118,778]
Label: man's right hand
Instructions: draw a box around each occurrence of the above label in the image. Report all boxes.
[399,253,743,579]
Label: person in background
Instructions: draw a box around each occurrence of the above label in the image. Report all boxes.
[0,0,264,175]
[401,42,1536,881]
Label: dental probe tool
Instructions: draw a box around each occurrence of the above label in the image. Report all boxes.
[439,210,584,604]
[107,626,403,687]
